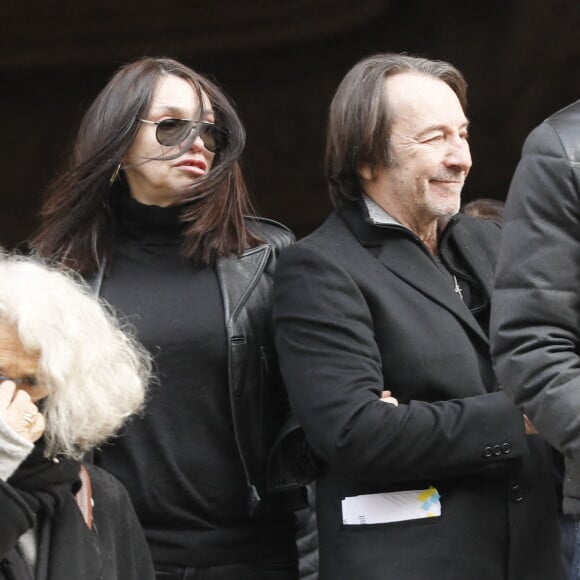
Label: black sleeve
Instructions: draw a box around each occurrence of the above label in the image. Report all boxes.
[492,120,580,462]
[0,480,35,558]
[274,243,528,485]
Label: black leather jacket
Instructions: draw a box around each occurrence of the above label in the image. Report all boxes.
[88,216,308,515]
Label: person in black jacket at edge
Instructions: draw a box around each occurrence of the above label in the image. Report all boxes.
[272,53,562,580]
[491,101,580,579]
[0,254,154,580]
[31,57,307,579]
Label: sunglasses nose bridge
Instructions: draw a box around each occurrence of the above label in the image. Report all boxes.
[184,123,219,153]
[190,124,205,145]
[182,125,207,153]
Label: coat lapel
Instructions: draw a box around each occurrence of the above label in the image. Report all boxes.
[376,236,489,344]
[442,218,496,300]
[216,244,271,325]
[340,203,490,345]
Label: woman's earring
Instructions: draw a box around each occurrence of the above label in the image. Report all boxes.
[109,163,122,187]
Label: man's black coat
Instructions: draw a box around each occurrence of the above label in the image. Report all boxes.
[273,202,561,580]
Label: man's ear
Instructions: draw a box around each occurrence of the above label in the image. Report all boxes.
[358,163,375,182]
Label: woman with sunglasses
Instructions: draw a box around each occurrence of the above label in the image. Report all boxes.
[32,57,304,580]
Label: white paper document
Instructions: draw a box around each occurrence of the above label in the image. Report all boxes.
[341,486,441,525]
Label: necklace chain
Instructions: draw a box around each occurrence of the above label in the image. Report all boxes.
[453,275,464,301]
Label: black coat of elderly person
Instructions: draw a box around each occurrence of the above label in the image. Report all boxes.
[272,53,562,580]
[32,57,304,579]
[0,254,154,580]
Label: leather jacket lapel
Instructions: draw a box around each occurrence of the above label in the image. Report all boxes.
[216,244,272,324]
[215,243,273,513]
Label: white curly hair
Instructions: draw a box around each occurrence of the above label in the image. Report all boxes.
[0,253,151,459]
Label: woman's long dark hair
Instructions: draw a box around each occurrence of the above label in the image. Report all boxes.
[33,57,261,273]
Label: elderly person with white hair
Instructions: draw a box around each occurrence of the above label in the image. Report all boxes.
[0,254,155,580]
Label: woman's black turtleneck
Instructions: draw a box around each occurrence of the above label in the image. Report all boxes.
[95,196,290,567]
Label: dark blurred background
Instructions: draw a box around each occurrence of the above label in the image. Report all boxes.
[1,0,579,246]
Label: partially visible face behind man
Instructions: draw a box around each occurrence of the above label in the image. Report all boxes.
[360,72,471,231]
[0,319,48,403]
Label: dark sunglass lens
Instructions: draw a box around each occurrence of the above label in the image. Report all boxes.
[199,124,227,153]
[156,119,192,146]
[198,125,217,152]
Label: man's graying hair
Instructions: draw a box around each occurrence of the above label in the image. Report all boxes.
[325,53,468,207]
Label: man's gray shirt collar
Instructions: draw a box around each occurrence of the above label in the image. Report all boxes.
[362,194,403,227]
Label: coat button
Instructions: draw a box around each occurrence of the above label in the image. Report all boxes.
[511,485,523,502]
[501,443,512,454]
[492,445,502,456]
[483,446,493,458]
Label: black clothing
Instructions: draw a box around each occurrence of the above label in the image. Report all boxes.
[295,484,318,580]
[98,198,260,565]
[154,553,297,580]
[274,202,562,580]
[7,439,80,522]
[1,440,80,580]
[491,100,580,516]
[93,197,299,569]
[1,459,154,580]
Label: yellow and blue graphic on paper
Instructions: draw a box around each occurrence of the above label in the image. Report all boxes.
[417,486,440,517]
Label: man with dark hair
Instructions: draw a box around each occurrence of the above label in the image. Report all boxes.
[273,53,561,580]
[491,100,580,579]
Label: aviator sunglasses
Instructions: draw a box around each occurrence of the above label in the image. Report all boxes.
[139,118,228,153]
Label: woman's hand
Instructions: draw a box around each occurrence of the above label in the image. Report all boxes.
[0,381,45,442]
[380,390,399,406]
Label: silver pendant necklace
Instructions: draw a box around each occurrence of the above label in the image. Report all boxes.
[453,275,464,301]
